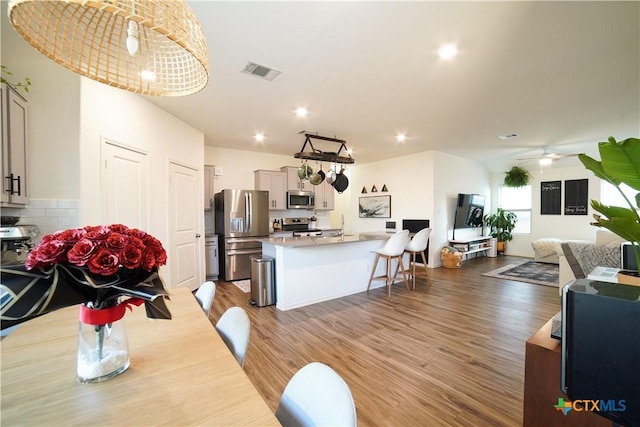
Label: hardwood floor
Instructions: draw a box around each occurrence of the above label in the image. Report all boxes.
[207,256,561,426]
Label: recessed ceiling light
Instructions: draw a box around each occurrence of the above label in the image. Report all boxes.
[396,133,406,143]
[254,133,265,142]
[438,44,458,60]
[498,133,519,140]
[295,107,308,117]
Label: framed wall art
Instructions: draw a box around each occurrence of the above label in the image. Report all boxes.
[359,195,391,218]
[541,180,562,215]
[565,179,589,215]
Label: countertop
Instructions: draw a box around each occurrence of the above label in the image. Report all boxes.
[259,232,389,248]
[269,228,343,236]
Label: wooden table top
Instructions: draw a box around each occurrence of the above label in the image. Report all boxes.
[0,287,280,426]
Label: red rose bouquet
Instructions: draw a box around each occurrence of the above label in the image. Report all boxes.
[26,224,167,276]
[1,224,172,331]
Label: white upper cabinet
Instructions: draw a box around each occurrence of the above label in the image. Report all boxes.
[281,166,311,191]
[1,84,29,206]
[255,169,286,210]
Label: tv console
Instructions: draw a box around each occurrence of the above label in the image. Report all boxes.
[448,236,493,260]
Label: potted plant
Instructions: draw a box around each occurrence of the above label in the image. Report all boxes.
[483,208,518,254]
[504,166,532,187]
[579,136,640,285]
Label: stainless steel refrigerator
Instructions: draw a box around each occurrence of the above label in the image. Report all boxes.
[214,189,270,281]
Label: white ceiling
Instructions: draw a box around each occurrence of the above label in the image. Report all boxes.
[144,2,636,172]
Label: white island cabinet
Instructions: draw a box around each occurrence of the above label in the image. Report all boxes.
[260,234,392,310]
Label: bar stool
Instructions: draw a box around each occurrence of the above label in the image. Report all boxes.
[367,230,410,297]
[402,227,431,289]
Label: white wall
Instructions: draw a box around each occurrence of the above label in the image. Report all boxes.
[79,78,204,227]
[433,152,492,265]
[489,163,602,257]
[205,146,294,192]
[348,152,435,234]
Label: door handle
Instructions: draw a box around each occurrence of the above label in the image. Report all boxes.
[196,234,201,238]
[5,173,20,195]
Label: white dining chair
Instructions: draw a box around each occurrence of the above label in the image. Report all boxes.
[215,306,250,368]
[194,281,216,317]
[402,227,431,289]
[275,362,357,427]
[366,229,410,297]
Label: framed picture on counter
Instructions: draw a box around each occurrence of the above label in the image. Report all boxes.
[359,195,391,218]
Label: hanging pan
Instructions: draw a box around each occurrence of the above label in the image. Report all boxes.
[333,166,349,193]
[297,162,313,180]
[309,162,324,185]
[325,164,337,185]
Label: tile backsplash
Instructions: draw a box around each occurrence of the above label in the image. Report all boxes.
[5,199,80,242]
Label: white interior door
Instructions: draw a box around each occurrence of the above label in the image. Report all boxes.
[102,141,148,229]
[169,162,201,290]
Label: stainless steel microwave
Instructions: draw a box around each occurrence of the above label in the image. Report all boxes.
[287,191,315,209]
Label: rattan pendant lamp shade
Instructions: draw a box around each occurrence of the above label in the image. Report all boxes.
[8,0,209,96]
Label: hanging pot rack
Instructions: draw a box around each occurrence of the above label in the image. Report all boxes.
[294,133,355,164]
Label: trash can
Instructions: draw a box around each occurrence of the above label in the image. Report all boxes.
[487,238,498,258]
[250,255,276,307]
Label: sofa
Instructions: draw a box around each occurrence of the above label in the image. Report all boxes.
[556,230,626,294]
[531,238,563,264]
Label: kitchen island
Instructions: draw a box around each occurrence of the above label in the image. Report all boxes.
[260,233,397,310]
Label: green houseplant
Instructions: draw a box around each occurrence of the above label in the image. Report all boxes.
[504,166,532,188]
[578,136,640,280]
[483,208,518,253]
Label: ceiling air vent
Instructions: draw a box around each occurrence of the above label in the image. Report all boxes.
[241,61,282,81]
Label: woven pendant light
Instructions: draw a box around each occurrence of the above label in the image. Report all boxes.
[8,0,209,97]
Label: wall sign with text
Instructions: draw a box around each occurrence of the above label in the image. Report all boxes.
[541,181,562,215]
[564,179,589,215]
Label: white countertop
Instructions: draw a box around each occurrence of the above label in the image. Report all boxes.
[259,232,388,248]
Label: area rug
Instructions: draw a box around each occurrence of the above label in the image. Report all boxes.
[482,261,559,287]
[232,279,251,293]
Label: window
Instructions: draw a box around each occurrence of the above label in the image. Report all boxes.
[600,181,638,209]
[498,185,532,234]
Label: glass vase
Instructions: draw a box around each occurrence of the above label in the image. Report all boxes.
[76,314,130,383]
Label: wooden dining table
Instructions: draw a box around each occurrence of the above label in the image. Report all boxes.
[0,286,280,426]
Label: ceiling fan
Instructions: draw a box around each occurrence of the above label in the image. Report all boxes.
[517,148,580,166]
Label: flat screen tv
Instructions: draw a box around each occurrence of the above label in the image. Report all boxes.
[454,193,485,229]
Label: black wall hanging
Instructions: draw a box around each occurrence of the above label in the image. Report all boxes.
[565,179,589,215]
[541,181,562,215]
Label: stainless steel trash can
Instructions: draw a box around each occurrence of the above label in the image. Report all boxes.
[487,238,498,258]
[250,255,275,307]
